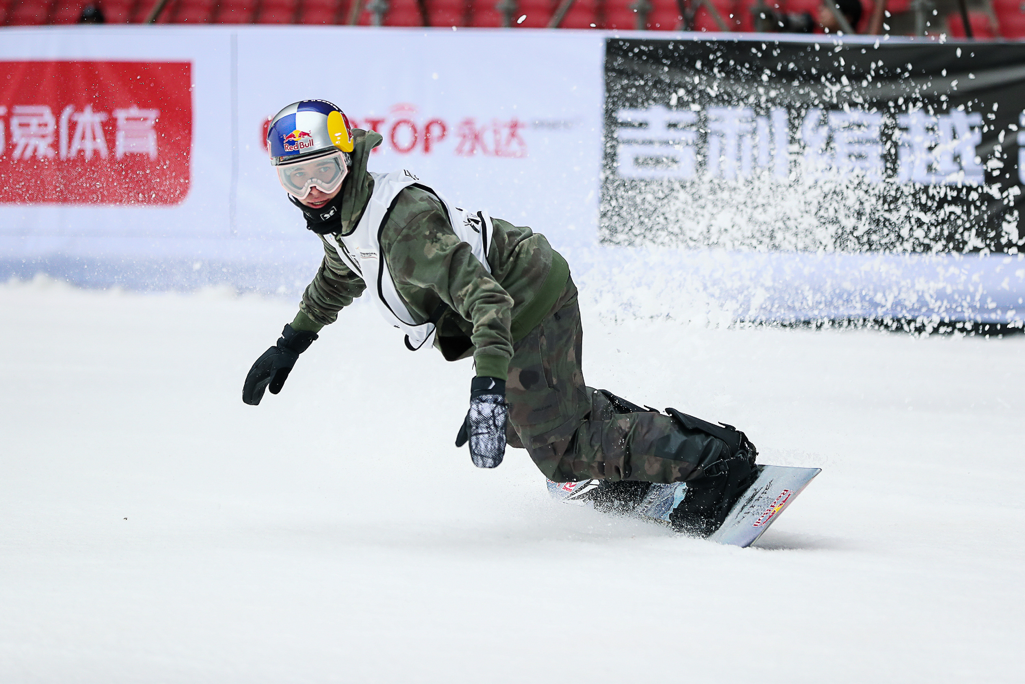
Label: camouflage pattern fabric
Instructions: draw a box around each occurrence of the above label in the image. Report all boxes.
[507,278,729,485]
[289,128,568,382]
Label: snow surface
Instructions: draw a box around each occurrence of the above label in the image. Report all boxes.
[2,276,1023,683]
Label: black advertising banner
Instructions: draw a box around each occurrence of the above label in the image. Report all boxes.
[603,38,1025,257]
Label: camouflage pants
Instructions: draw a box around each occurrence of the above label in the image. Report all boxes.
[506,279,714,485]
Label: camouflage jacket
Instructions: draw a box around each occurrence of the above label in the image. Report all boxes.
[289,129,569,381]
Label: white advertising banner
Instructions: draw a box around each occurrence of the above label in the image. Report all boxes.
[0,25,604,294]
[0,27,233,254]
[0,26,1021,327]
[234,27,603,252]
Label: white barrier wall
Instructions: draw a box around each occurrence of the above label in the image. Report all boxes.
[1,26,1023,326]
[0,26,603,293]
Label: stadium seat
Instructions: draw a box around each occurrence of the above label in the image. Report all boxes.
[605,0,681,30]
[298,0,340,24]
[100,0,136,23]
[647,0,682,30]
[998,13,1025,37]
[349,0,420,25]
[382,0,424,25]
[425,0,466,26]
[556,0,600,28]
[603,0,640,29]
[856,0,872,32]
[735,0,782,32]
[355,0,377,23]
[0,0,9,24]
[213,0,258,22]
[602,0,679,31]
[49,0,89,23]
[690,0,739,31]
[784,0,818,14]
[883,0,911,12]
[7,0,54,24]
[172,0,217,23]
[467,0,502,26]
[257,0,299,22]
[132,0,173,22]
[300,4,338,22]
[514,0,552,27]
[945,10,997,38]
[257,6,296,21]
[993,0,1025,38]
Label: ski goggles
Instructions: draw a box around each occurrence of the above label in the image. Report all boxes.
[275,150,348,200]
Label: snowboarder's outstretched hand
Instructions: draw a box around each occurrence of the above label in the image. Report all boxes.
[455,376,507,468]
[242,324,318,405]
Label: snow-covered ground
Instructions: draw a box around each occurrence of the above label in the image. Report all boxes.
[1,276,1022,683]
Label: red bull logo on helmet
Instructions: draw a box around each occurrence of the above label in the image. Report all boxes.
[282,129,314,153]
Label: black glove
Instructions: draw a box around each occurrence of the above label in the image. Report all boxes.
[455,376,508,468]
[242,324,318,406]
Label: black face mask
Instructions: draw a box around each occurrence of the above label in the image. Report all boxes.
[288,189,345,235]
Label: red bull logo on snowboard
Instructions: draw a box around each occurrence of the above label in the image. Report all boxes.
[282,129,314,153]
[752,489,792,528]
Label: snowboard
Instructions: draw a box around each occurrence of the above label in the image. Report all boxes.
[546,465,820,548]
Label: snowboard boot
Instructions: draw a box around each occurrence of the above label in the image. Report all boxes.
[592,389,762,534]
[551,391,760,536]
[662,407,760,536]
[667,457,760,536]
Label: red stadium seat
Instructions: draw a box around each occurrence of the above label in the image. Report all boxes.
[261,0,299,12]
[355,0,379,23]
[132,0,173,22]
[425,0,466,26]
[257,7,295,21]
[383,0,424,25]
[257,0,298,22]
[300,4,336,21]
[883,0,912,13]
[7,0,54,24]
[603,0,641,30]
[647,0,681,30]
[172,0,217,23]
[352,0,421,24]
[998,13,1025,37]
[855,0,872,32]
[467,0,501,26]
[100,0,136,23]
[993,0,1025,38]
[298,0,340,24]
[736,0,782,32]
[49,0,89,23]
[602,0,678,31]
[213,0,257,22]
[514,0,551,27]
[945,10,997,38]
[0,0,10,24]
[557,0,600,28]
[785,0,819,14]
[690,0,739,31]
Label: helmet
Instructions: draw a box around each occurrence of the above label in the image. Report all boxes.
[267,100,355,200]
[267,100,354,166]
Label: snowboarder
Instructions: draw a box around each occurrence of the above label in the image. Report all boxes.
[242,99,759,534]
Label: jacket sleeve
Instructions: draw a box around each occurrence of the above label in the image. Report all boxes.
[382,190,514,380]
[291,236,367,332]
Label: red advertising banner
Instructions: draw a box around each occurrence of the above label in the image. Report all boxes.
[0,61,192,205]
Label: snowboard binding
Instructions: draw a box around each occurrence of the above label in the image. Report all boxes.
[556,390,762,537]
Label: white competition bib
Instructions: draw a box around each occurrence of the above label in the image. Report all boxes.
[330,170,493,350]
